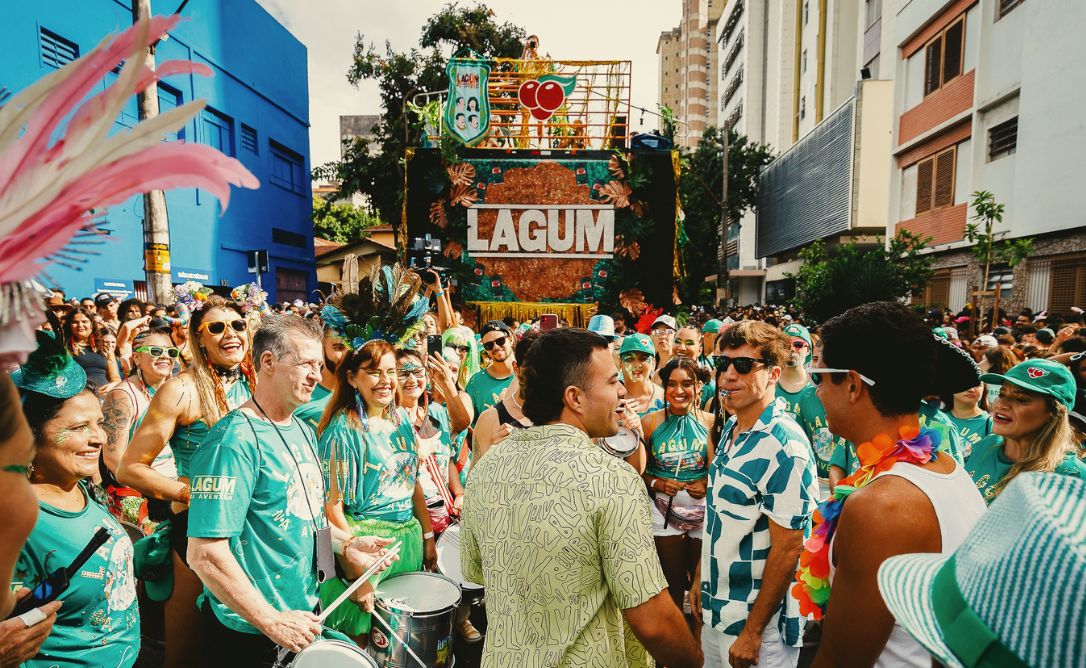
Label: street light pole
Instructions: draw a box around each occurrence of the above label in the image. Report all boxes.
[133,0,174,304]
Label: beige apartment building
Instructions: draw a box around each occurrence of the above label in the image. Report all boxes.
[657,0,724,148]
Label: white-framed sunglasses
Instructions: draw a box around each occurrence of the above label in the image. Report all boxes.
[808,368,877,387]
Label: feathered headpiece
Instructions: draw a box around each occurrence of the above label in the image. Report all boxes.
[0,14,259,365]
[321,257,429,351]
[11,330,87,399]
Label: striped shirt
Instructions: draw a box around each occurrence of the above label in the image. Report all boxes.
[701,398,819,647]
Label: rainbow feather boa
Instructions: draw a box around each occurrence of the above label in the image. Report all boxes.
[791,424,940,620]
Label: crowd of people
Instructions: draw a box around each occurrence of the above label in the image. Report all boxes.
[1,267,1084,668]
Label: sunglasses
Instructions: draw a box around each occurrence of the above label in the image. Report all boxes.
[808,368,877,387]
[199,319,247,335]
[714,356,772,374]
[397,368,426,380]
[135,346,181,359]
[482,336,508,351]
[448,344,470,354]
[792,340,808,349]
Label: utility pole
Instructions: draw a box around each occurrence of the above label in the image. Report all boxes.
[134,0,174,304]
[718,129,730,306]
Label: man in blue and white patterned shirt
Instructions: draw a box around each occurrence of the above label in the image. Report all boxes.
[692,321,818,668]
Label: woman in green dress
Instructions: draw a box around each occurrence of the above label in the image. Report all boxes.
[966,358,1086,503]
[14,344,140,667]
[317,339,437,643]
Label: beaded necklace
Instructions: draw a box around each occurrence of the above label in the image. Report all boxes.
[792,424,941,620]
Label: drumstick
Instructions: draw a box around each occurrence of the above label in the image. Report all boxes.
[318,542,401,623]
[663,453,683,529]
[372,609,428,668]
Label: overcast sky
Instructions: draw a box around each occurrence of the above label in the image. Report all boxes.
[253,0,678,168]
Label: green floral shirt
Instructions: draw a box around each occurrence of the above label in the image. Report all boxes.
[460,424,667,667]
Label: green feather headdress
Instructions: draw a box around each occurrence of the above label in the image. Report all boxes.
[321,257,429,351]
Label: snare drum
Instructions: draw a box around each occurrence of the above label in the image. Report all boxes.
[369,572,461,668]
[596,427,640,458]
[436,524,484,606]
[290,639,377,667]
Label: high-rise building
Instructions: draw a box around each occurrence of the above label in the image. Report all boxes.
[888,0,1086,317]
[657,0,713,148]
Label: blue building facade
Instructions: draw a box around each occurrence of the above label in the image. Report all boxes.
[0,0,315,303]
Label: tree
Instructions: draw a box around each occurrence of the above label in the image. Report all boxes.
[964,190,1031,328]
[678,126,774,304]
[791,231,935,323]
[312,4,525,226]
[311,195,382,244]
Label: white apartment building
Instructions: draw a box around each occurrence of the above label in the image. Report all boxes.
[888,0,1086,316]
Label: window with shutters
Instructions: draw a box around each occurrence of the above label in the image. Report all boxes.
[201,107,234,156]
[988,117,1017,161]
[240,124,258,154]
[923,17,965,97]
[927,274,951,308]
[1047,254,1086,316]
[915,146,956,214]
[998,0,1024,19]
[39,28,78,69]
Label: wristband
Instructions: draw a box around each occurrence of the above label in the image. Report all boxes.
[434,290,444,297]
[650,478,657,490]
[178,483,191,505]
[341,535,357,555]
[423,531,435,540]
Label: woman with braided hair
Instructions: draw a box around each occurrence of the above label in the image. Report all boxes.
[118,296,255,668]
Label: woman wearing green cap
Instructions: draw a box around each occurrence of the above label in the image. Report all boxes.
[619,333,665,418]
[966,358,1086,503]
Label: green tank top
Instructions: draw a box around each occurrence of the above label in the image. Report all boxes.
[645,412,709,483]
[170,378,251,478]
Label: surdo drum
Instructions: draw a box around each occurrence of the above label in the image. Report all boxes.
[435,523,484,606]
[595,427,640,459]
[368,573,461,668]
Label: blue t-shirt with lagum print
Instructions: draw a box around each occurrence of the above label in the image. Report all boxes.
[14,485,140,667]
[187,410,327,634]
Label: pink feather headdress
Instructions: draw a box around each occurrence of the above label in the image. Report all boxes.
[0,15,259,368]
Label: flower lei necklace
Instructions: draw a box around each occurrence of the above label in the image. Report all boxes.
[791,424,941,620]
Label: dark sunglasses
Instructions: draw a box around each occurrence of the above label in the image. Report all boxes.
[714,356,772,374]
[200,319,247,335]
[792,340,808,349]
[135,346,181,359]
[482,336,508,351]
[449,344,470,353]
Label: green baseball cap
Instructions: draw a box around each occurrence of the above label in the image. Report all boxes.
[702,319,724,334]
[619,333,655,356]
[783,323,813,365]
[132,520,174,602]
[979,358,1077,409]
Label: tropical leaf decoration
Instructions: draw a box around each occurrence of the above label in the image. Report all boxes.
[599,181,632,208]
[429,200,448,229]
[443,240,463,260]
[449,184,478,208]
[446,162,475,187]
[324,259,428,350]
[607,154,626,179]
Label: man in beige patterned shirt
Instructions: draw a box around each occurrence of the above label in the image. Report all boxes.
[461,327,701,667]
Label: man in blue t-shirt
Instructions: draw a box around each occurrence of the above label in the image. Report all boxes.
[188,316,393,667]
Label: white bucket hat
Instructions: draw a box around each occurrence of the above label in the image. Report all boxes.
[877,472,1085,668]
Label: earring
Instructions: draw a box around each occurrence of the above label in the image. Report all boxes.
[354,390,369,431]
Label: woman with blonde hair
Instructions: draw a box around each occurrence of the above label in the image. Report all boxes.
[441,325,481,389]
[118,295,255,667]
[966,358,1086,503]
